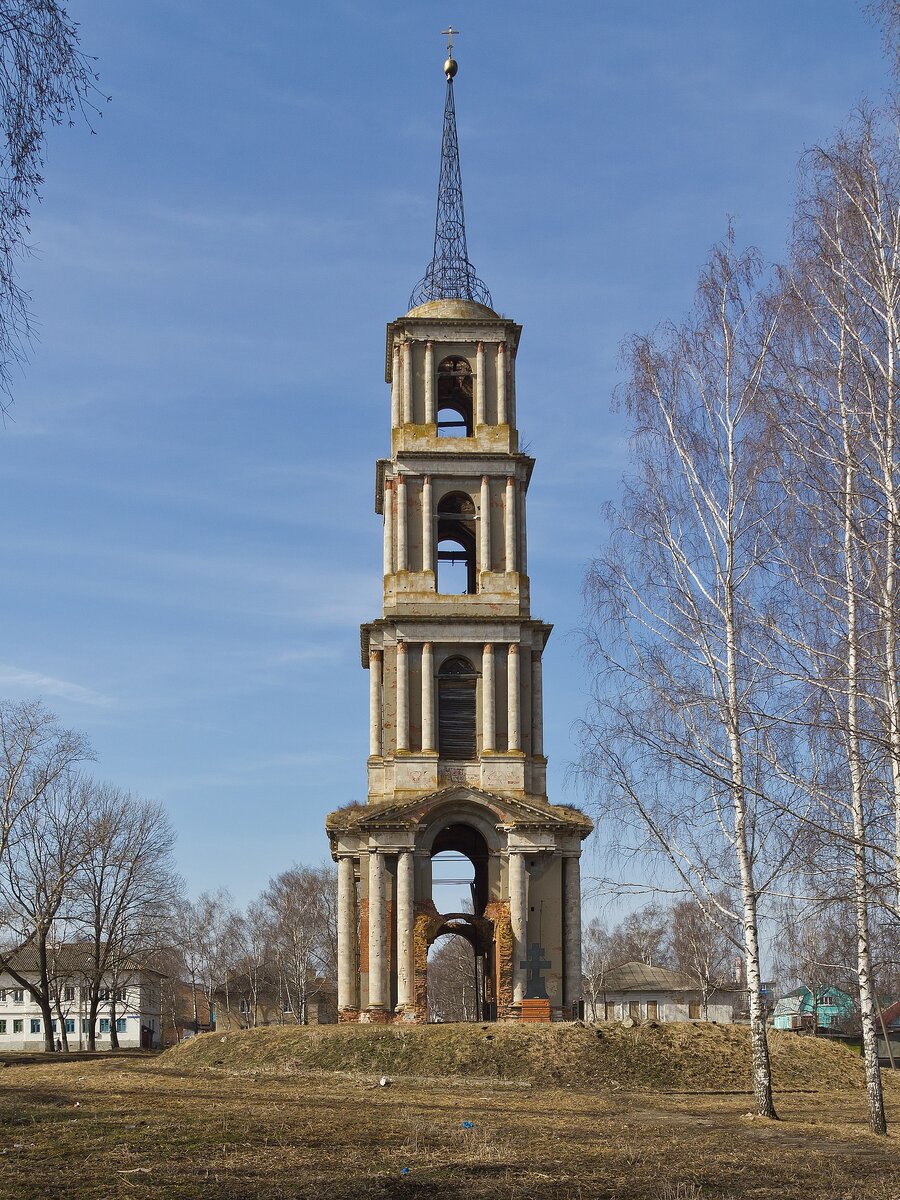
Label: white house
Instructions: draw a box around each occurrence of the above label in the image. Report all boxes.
[590,961,740,1024]
[0,944,164,1051]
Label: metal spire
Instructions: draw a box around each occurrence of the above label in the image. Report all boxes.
[408,30,493,311]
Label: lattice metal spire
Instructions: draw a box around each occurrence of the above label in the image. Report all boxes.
[408,34,492,311]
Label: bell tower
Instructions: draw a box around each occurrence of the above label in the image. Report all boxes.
[327,37,591,1023]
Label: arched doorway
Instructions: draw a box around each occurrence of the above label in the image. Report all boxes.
[425,823,496,1021]
[427,929,479,1022]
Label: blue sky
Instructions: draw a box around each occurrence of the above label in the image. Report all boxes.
[0,1,890,909]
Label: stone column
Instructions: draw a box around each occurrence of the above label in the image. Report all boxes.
[507,643,521,751]
[509,850,527,1005]
[391,344,401,428]
[509,351,516,430]
[497,343,507,425]
[531,650,544,757]
[337,856,357,1011]
[369,649,383,757]
[504,476,516,573]
[396,642,409,752]
[421,642,435,751]
[563,856,583,1015]
[367,850,386,1011]
[479,476,491,573]
[422,476,433,575]
[402,340,413,424]
[482,643,495,752]
[396,475,408,572]
[424,341,435,425]
[519,482,528,575]
[383,479,393,576]
[396,850,415,1010]
[476,341,486,425]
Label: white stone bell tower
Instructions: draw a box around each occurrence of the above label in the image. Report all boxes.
[327,36,591,1023]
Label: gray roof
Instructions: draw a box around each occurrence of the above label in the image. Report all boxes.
[604,962,697,993]
[0,942,164,978]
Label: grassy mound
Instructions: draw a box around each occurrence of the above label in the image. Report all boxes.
[162,1021,865,1093]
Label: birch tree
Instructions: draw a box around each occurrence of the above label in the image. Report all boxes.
[580,234,786,1118]
[767,109,899,1135]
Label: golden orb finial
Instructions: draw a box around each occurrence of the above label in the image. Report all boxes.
[440,26,459,80]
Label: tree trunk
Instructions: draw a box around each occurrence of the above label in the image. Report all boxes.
[54,996,69,1052]
[841,418,887,1135]
[109,995,119,1050]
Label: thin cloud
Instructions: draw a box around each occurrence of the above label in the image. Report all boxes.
[0,664,116,709]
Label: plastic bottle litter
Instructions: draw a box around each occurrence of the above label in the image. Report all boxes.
[461,1121,474,1129]
[379,1076,391,1087]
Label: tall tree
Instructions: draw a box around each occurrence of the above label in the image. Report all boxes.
[767,107,900,1135]
[0,769,91,1050]
[0,698,89,868]
[74,784,176,1050]
[0,2,103,408]
[580,234,787,1118]
[262,865,336,1024]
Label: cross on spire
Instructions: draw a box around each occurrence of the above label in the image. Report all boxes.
[408,32,493,311]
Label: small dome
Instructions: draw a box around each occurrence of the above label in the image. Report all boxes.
[405,297,498,320]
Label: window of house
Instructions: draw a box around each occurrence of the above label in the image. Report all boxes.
[646,1001,659,1020]
[628,1001,640,1018]
[689,1002,701,1019]
[63,986,75,1002]
[282,1000,292,1013]
[438,656,478,759]
[81,1020,91,1034]
[821,994,834,1006]
[12,989,23,1004]
[116,1018,126,1033]
[604,1001,616,1020]
[98,988,110,1002]
[30,1019,40,1034]
[436,356,474,437]
[99,1019,110,1034]
[0,1020,6,1034]
[51,1020,57,1033]
[0,989,6,1002]
[65,1019,74,1034]
[238,999,250,1014]
[13,1020,22,1034]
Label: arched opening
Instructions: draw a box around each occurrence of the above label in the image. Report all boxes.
[437,493,476,594]
[438,657,477,760]
[424,823,495,1022]
[427,932,479,1022]
[437,356,473,437]
[432,823,489,914]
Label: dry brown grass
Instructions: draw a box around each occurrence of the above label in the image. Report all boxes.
[0,1041,895,1199]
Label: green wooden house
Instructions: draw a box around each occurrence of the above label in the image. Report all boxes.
[773,985,856,1031]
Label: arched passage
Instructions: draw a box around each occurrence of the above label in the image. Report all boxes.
[437,492,476,594]
[436,356,473,436]
[423,822,495,1021]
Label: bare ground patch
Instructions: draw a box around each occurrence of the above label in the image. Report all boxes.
[0,1049,895,1199]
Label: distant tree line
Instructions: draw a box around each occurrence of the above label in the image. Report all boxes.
[579,12,900,1134]
[169,866,337,1033]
